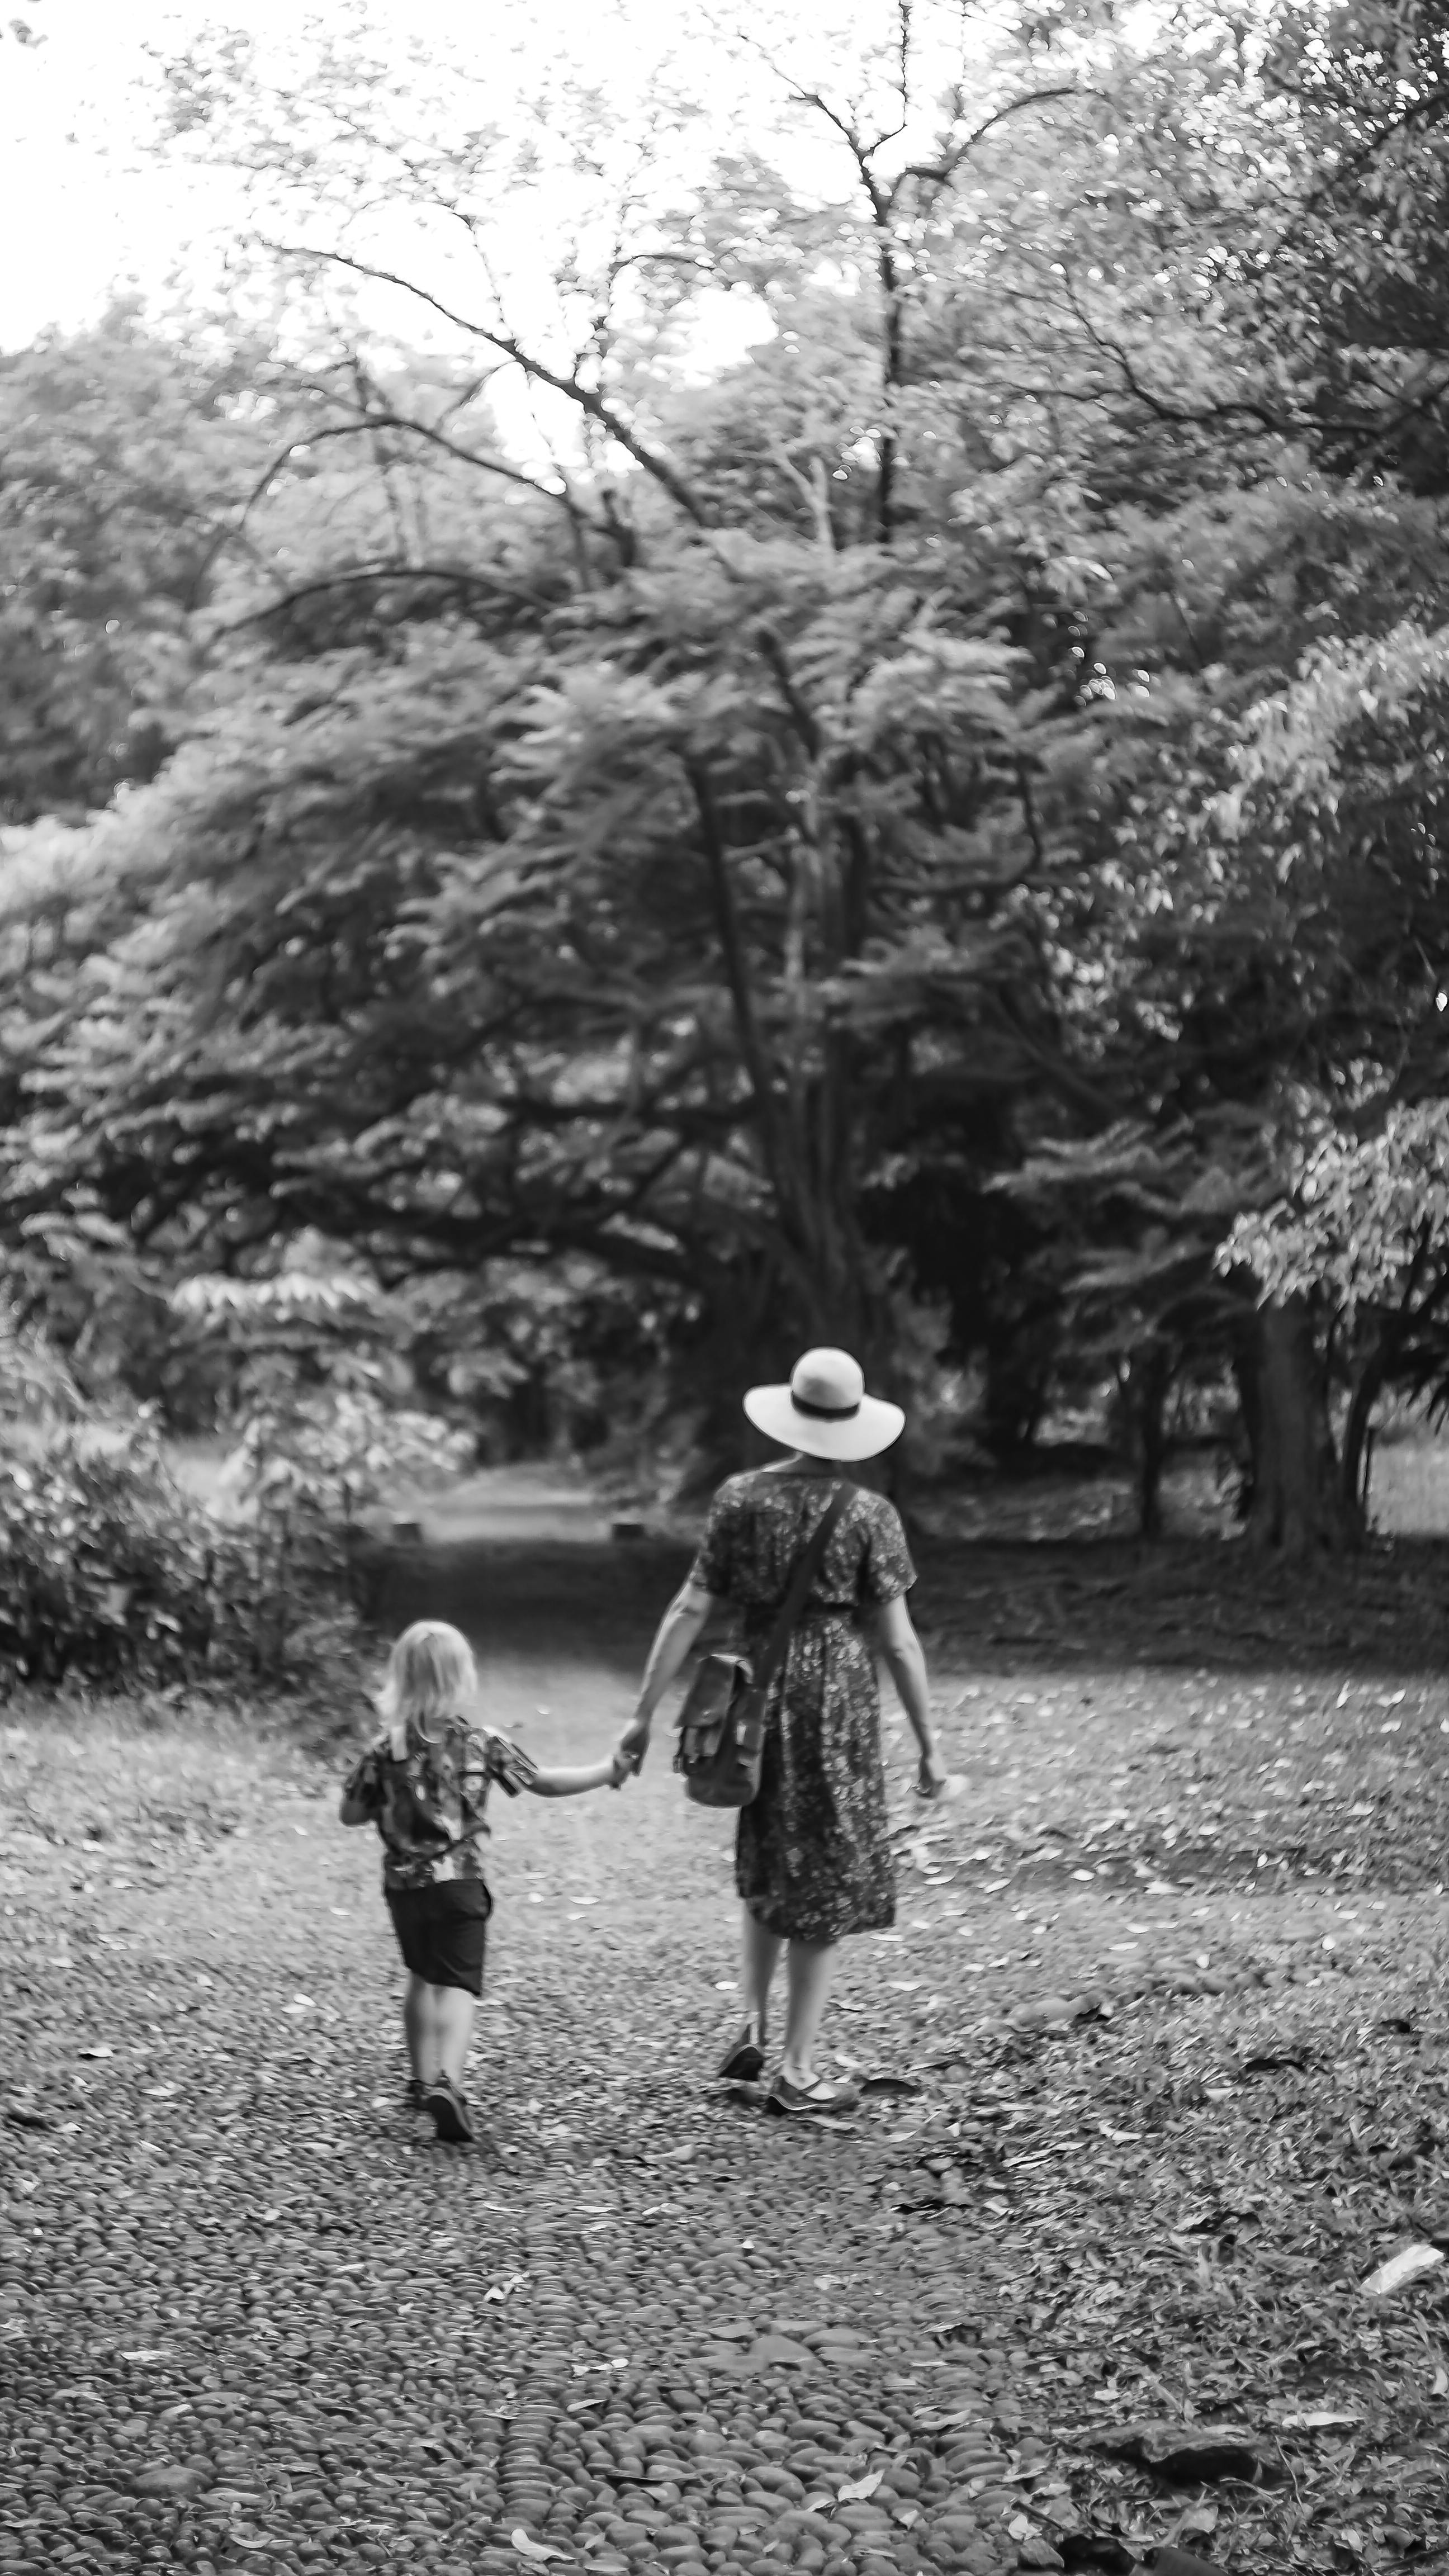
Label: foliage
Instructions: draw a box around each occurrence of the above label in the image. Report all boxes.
[0,1296,88,1419]
[164,1260,476,1667]
[222,1377,472,1542]
[1220,1101,1449,1324]
[2,0,1449,1524]
[0,1423,224,1687]
[0,311,270,823]
[1220,1100,1449,1515]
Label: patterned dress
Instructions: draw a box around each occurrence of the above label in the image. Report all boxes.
[689,1469,917,1943]
[341,1719,537,1893]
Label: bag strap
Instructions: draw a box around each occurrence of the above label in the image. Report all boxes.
[751,1481,854,1698]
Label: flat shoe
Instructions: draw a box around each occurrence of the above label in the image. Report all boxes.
[766,2070,861,2117]
[717,2021,766,2083]
[422,2072,476,2144]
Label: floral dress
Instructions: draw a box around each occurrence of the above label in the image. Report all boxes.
[689,1469,917,1943]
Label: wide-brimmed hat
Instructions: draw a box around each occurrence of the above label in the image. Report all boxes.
[743,1347,905,1463]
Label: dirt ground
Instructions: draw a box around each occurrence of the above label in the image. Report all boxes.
[3,1524,1449,2576]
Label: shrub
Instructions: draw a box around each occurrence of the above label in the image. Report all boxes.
[0,1426,221,1687]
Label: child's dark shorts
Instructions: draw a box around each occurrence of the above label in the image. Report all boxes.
[385,1879,493,1995]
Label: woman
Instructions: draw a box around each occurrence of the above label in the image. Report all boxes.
[619,1347,948,2115]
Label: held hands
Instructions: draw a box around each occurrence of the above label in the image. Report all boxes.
[615,1708,652,1780]
[608,1717,649,1789]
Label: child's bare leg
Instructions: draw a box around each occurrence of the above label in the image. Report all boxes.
[403,1974,434,2082]
[434,1985,476,2087]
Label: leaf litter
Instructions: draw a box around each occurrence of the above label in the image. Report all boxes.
[848,1547,1449,2572]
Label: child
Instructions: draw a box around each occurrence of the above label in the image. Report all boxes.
[340,1618,630,2144]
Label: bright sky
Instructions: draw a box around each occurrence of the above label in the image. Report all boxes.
[0,0,813,460]
[0,0,858,333]
[0,0,1010,462]
[2,2,255,345]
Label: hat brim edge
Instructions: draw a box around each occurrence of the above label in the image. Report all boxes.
[742,1384,906,1461]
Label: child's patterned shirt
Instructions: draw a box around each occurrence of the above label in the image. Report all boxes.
[342,1717,537,1891]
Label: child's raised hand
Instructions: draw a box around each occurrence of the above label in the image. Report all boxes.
[607,1741,635,1790]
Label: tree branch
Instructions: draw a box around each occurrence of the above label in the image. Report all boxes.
[685,756,796,1228]
[886,83,1083,208]
[257,239,712,529]
[217,559,556,630]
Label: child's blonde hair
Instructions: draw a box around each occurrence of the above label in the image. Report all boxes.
[377,1621,477,1737]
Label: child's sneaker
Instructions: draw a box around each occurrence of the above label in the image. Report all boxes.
[405,2077,425,2114]
[422,2072,476,2144]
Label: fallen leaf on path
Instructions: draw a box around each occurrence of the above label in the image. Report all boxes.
[838,2469,883,2501]
[512,2532,570,2563]
[1361,2242,1445,2295]
[1098,2422,1261,2481]
[484,2273,528,2302]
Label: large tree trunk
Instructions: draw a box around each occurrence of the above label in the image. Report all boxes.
[1244,1299,1355,1557]
[1339,1353,1384,1535]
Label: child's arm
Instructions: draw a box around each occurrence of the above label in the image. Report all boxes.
[339,1749,383,1826]
[524,1747,632,1798]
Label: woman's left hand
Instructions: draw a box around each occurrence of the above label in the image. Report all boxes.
[618,1709,652,1775]
[915,1747,958,1801]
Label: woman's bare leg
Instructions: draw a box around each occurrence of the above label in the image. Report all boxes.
[780,1938,838,2085]
[741,1904,785,2043]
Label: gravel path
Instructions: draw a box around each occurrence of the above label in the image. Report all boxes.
[6,1562,1448,2576]
[0,1651,1044,2576]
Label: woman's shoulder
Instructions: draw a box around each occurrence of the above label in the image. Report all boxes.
[711,1469,776,1510]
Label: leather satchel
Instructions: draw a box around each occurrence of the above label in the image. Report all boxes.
[674,1481,853,1808]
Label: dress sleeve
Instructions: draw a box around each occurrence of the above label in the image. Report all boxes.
[483,1731,539,1798]
[687,1480,742,1599]
[858,1497,917,1606]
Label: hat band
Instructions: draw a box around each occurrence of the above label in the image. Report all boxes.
[791,1392,861,1422]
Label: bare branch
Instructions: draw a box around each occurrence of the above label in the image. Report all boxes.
[257,238,712,528]
[755,628,822,760]
[887,82,1084,207]
[216,559,556,631]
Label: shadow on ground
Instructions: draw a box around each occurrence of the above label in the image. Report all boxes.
[370,1522,1449,1683]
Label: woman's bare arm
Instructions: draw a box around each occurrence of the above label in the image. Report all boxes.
[872,1594,948,1790]
[618,1579,717,1772]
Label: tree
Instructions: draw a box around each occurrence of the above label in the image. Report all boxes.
[6,2,1147,1415]
[0,311,273,822]
[1221,1100,1449,1526]
[5,0,1449,1512]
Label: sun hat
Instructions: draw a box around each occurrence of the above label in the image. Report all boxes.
[743,1347,905,1463]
